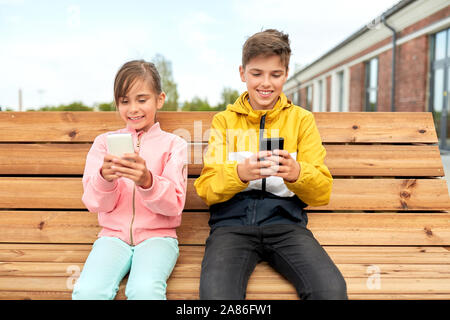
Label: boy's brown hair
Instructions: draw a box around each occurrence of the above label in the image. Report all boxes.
[242,29,291,70]
[114,60,162,106]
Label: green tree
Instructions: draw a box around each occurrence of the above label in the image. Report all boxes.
[153,54,179,111]
[97,102,116,111]
[35,101,93,111]
[216,87,239,110]
[181,96,213,111]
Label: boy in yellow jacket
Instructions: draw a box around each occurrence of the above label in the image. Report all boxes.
[194,29,347,300]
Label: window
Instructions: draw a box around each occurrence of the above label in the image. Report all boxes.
[365,57,378,112]
[430,28,450,149]
[318,79,324,112]
[435,29,447,61]
[337,71,345,112]
[293,91,298,105]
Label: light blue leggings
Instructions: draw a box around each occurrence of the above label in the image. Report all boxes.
[72,236,179,300]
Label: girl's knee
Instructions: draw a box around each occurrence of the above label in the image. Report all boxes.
[72,280,117,300]
[126,278,167,300]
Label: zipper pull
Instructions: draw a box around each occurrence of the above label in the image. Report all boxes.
[136,132,143,151]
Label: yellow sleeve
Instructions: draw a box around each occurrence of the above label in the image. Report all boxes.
[194,114,249,206]
[284,112,333,206]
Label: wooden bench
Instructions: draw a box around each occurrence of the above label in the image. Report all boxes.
[1,111,450,300]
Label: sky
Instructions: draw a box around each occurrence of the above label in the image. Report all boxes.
[0,0,400,111]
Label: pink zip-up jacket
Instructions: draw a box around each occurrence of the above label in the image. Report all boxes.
[82,122,188,246]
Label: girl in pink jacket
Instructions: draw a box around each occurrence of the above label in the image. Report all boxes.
[72,60,188,300]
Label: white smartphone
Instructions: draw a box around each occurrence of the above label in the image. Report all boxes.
[106,133,135,158]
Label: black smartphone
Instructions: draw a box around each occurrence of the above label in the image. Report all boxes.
[260,137,284,151]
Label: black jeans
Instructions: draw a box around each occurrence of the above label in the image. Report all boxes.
[199,224,348,300]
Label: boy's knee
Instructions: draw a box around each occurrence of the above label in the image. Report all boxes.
[200,276,245,300]
[126,278,167,300]
[307,274,348,300]
[200,283,236,300]
[200,280,221,299]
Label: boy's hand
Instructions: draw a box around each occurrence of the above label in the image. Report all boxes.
[267,149,301,183]
[109,153,153,189]
[237,151,275,183]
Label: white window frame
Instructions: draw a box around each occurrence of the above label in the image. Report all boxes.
[313,78,326,112]
[331,67,350,112]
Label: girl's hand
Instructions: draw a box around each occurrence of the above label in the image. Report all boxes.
[237,151,274,183]
[101,154,121,182]
[267,149,301,183]
[110,153,153,189]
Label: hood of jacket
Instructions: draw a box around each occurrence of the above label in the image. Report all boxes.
[227,91,293,124]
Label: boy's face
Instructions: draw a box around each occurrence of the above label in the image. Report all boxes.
[117,79,165,132]
[239,54,288,110]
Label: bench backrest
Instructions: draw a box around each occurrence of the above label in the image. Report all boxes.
[0,111,449,247]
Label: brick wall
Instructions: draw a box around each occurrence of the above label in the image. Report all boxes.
[349,34,429,112]
[288,5,448,112]
[349,63,365,111]
[395,35,429,112]
[378,49,392,112]
[300,87,307,109]
[376,34,428,112]
[326,76,331,112]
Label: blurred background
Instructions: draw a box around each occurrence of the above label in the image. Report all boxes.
[1,0,400,112]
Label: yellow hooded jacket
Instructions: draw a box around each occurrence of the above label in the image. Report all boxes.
[194,91,332,207]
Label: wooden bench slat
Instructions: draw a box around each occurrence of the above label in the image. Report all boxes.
[0,112,215,143]
[3,261,450,279]
[1,245,449,300]
[1,177,449,211]
[1,290,449,300]
[0,111,447,300]
[3,257,450,278]
[2,244,449,264]
[0,112,437,143]
[317,178,450,211]
[7,276,445,297]
[1,263,448,292]
[324,144,444,177]
[0,144,444,177]
[1,211,449,246]
[0,144,90,175]
[314,112,437,143]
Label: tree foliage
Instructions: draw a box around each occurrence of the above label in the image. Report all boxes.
[181,96,211,111]
[215,87,240,111]
[153,54,179,111]
[97,102,115,111]
[4,54,242,113]
[30,101,93,111]
[181,87,240,111]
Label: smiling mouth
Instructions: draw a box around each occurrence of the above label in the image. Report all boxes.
[257,89,273,97]
[128,115,144,121]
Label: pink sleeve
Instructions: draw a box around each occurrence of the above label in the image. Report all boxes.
[137,138,188,216]
[81,134,121,213]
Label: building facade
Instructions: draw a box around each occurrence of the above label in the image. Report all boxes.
[284,0,450,148]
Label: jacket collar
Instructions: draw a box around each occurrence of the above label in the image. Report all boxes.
[228,91,292,124]
[124,121,162,138]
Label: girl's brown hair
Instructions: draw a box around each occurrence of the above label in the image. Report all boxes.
[242,29,291,70]
[114,60,162,105]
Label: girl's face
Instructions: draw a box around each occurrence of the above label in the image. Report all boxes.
[117,79,165,132]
